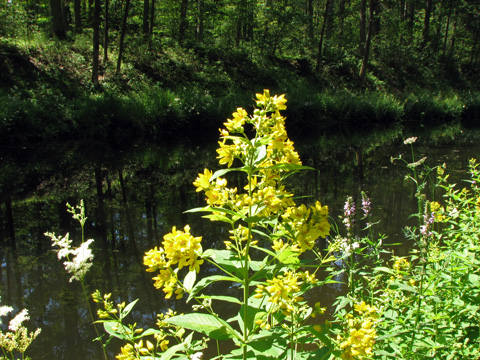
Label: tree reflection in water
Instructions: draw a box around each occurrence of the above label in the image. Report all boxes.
[0,134,478,359]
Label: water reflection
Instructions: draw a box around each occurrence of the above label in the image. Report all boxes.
[0,133,479,359]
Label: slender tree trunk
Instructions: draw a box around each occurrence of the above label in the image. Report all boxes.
[307,0,314,40]
[235,0,247,47]
[324,0,334,39]
[359,0,366,57]
[143,0,149,35]
[470,26,479,67]
[316,0,332,72]
[49,0,67,39]
[148,0,155,48]
[116,0,131,73]
[338,0,346,48]
[359,0,374,83]
[422,0,433,45]
[443,5,452,56]
[449,12,457,57]
[196,0,204,41]
[92,0,101,84]
[103,0,109,64]
[4,196,16,252]
[74,0,82,33]
[179,0,188,44]
[95,166,111,288]
[407,0,414,38]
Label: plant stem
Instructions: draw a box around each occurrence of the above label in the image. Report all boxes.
[81,280,108,360]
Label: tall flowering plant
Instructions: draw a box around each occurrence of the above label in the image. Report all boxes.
[134,90,335,359]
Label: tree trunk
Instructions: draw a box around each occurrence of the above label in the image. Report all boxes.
[196,0,204,41]
[179,0,189,44]
[359,0,374,83]
[49,0,67,39]
[73,0,82,33]
[91,0,101,84]
[307,0,314,40]
[422,0,433,45]
[442,4,452,56]
[104,0,109,64]
[143,0,150,35]
[470,26,479,67]
[117,0,131,73]
[359,0,366,57]
[338,0,346,48]
[316,0,332,72]
[4,196,16,252]
[449,12,457,57]
[148,0,155,48]
[407,0,415,38]
[235,0,247,47]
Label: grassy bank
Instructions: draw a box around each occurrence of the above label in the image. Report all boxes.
[1,37,480,148]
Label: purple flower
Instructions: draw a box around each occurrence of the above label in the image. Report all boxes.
[361,192,371,218]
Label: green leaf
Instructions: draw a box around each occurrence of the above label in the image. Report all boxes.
[278,249,300,264]
[249,331,287,357]
[157,342,188,360]
[197,295,242,305]
[375,266,394,275]
[261,163,314,172]
[253,144,267,165]
[188,274,240,302]
[103,321,132,341]
[201,214,234,223]
[120,298,139,319]
[140,328,162,337]
[185,206,246,220]
[165,313,240,341]
[205,249,244,277]
[210,167,246,181]
[183,270,196,292]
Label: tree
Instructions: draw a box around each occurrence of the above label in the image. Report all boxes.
[49,0,67,39]
[422,0,434,45]
[143,0,150,35]
[73,0,82,33]
[359,0,375,82]
[196,0,204,41]
[92,0,101,84]
[316,0,333,71]
[359,0,367,56]
[104,0,109,64]
[117,0,132,73]
[179,0,189,44]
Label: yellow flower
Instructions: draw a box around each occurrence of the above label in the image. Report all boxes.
[216,140,236,167]
[256,270,303,316]
[116,344,137,360]
[162,225,203,272]
[159,339,169,351]
[144,247,166,272]
[193,169,213,192]
[224,108,247,132]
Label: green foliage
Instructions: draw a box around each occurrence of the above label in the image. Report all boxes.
[327,137,480,358]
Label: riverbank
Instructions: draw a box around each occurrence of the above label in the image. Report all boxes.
[1,38,479,149]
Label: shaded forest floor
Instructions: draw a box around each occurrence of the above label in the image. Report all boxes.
[1,35,480,148]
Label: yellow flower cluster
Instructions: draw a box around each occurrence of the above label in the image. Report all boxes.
[430,201,446,222]
[144,225,204,299]
[339,302,378,359]
[281,201,330,253]
[192,90,330,255]
[254,270,317,318]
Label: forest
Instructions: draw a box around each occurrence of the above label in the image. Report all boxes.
[3,1,480,360]
[1,0,480,147]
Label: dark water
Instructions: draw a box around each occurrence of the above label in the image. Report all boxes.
[0,132,479,359]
